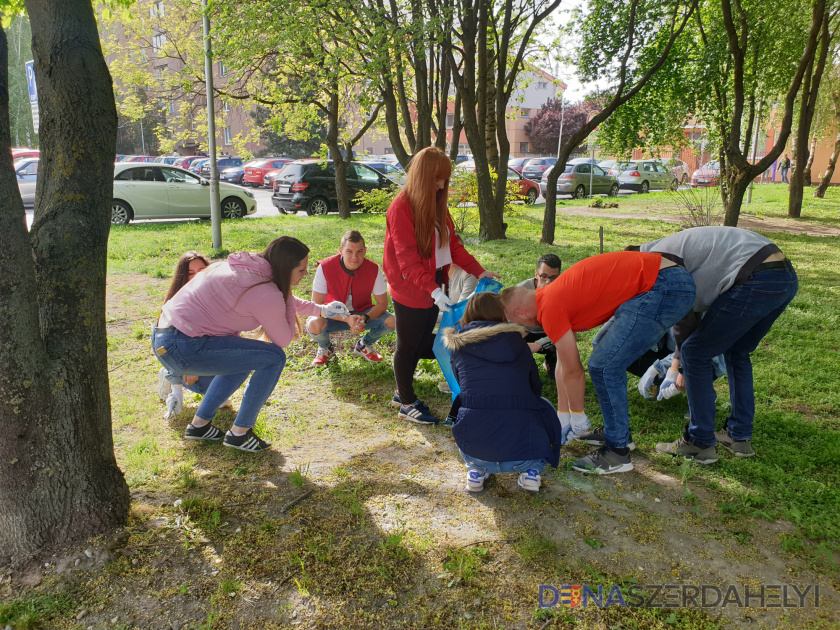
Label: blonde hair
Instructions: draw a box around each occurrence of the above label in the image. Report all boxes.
[402,147,452,258]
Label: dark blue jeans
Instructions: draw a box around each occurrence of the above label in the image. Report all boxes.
[588,267,696,449]
[152,326,286,429]
[682,265,798,446]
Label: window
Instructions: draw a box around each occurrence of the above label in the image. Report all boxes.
[224,126,232,145]
[154,64,166,79]
[537,81,548,90]
[356,165,381,183]
[223,101,230,113]
[219,60,227,77]
[150,1,164,17]
[520,108,530,118]
[578,164,591,174]
[384,147,393,154]
[152,33,167,51]
[593,166,606,176]
[506,168,519,181]
[445,113,454,129]
[519,142,529,153]
[161,167,200,184]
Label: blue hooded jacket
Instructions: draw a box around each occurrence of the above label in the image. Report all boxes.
[443,321,562,467]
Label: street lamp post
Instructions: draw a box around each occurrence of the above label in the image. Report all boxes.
[202,0,221,249]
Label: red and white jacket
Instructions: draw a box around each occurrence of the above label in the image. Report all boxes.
[383,193,485,309]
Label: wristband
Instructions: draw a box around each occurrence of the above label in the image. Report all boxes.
[363,313,371,324]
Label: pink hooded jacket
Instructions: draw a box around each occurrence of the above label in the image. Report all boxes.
[162,252,320,348]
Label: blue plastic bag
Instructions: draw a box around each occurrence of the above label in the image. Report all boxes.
[432,277,504,400]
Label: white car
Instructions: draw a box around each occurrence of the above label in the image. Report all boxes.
[658,157,690,184]
[111,163,256,225]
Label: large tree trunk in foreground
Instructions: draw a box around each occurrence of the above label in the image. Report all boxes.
[0,0,130,560]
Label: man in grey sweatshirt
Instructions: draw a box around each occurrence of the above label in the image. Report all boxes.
[637,227,798,463]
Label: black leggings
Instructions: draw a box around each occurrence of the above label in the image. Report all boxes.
[392,298,439,405]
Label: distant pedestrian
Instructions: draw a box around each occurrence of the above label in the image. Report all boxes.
[781,155,791,184]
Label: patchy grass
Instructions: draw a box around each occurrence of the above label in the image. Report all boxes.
[3,209,838,628]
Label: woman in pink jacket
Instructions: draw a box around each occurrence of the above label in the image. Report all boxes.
[153,236,349,452]
[384,147,500,424]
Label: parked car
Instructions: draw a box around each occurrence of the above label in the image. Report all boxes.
[507,157,530,174]
[659,157,690,184]
[540,163,619,199]
[188,158,209,174]
[220,166,246,184]
[174,155,205,170]
[124,155,158,163]
[154,156,179,165]
[598,159,618,170]
[691,160,721,187]
[359,161,405,184]
[506,168,540,204]
[521,157,557,182]
[14,157,39,182]
[609,160,678,193]
[18,181,35,210]
[115,155,128,163]
[12,148,39,160]
[243,158,291,187]
[111,163,256,225]
[271,160,396,216]
[200,156,243,178]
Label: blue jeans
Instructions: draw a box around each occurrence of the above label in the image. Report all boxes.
[682,265,798,446]
[152,326,287,430]
[458,448,546,475]
[781,167,790,184]
[588,267,696,449]
[307,307,393,348]
[163,370,215,395]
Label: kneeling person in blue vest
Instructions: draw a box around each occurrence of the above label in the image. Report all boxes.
[307,230,396,365]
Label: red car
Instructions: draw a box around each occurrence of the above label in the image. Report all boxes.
[124,155,157,163]
[12,148,39,160]
[454,163,540,205]
[173,155,206,170]
[243,158,292,187]
[691,160,721,187]
[507,157,530,174]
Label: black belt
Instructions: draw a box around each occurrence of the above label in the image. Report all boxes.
[753,259,793,274]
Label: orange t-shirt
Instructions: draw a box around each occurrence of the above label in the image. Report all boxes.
[536,251,662,342]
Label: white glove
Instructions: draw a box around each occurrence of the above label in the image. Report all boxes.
[431,287,454,312]
[321,301,350,319]
[569,411,591,436]
[638,361,664,399]
[558,411,574,445]
[657,368,681,401]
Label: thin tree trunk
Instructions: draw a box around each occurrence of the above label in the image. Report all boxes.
[0,0,130,559]
[813,129,840,198]
[803,131,817,185]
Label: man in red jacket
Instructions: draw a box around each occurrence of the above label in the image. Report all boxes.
[307,230,395,366]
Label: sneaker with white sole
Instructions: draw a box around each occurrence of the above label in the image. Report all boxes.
[465,469,490,492]
[398,400,440,425]
[575,426,636,451]
[352,339,383,362]
[517,469,542,492]
[572,446,634,474]
[223,428,271,452]
[390,390,401,408]
[655,435,718,464]
[158,367,172,400]
[312,344,335,367]
[185,422,223,441]
[714,430,755,457]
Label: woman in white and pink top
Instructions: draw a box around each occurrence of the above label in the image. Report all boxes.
[152,236,349,452]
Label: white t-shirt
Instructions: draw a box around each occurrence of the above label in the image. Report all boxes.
[435,227,452,269]
[312,262,387,312]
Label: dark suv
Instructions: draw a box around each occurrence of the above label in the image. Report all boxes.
[271,160,396,216]
[521,157,558,182]
[199,156,243,178]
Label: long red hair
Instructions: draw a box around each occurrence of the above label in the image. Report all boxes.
[402,147,451,258]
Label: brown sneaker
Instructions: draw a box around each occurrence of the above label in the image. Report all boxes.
[655,435,718,464]
[715,430,755,457]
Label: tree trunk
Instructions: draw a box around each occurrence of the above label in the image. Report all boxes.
[813,128,840,198]
[724,170,753,226]
[448,91,462,163]
[803,131,817,185]
[0,0,130,560]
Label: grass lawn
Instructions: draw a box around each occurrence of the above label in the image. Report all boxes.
[2,206,838,629]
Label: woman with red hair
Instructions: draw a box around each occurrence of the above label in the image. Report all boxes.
[383,147,500,424]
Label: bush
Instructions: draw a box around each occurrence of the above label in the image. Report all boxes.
[354,185,400,214]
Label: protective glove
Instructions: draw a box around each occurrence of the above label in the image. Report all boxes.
[164,386,183,420]
[657,367,681,401]
[321,301,350,319]
[638,360,665,399]
[569,411,591,437]
[431,287,454,312]
[536,337,555,352]
[558,411,574,445]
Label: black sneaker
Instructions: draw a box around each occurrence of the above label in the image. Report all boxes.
[571,446,634,474]
[185,423,223,441]
[576,426,636,451]
[398,400,440,425]
[223,429,271,452]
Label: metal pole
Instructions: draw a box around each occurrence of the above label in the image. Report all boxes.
[746,102,762,204]
[589,146,594,198]
[202,0,221,249]
[139,118,145,154]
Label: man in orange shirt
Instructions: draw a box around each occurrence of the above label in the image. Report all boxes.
[501,251,695,474]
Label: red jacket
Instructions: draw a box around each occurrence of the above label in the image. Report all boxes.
[383,193,485,309]
[319,254,379,313]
